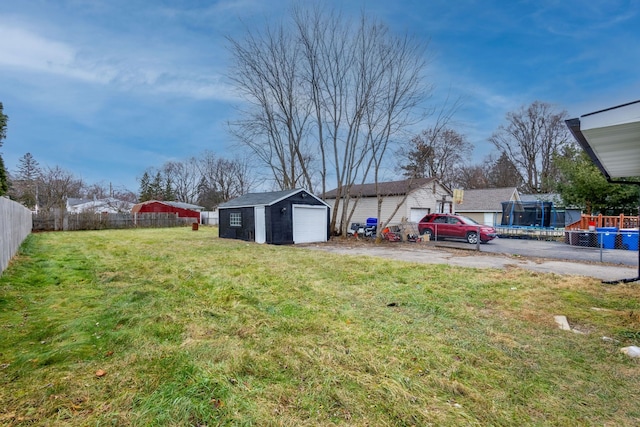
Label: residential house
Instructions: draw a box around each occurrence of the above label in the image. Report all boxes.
[322,178,452,232]
[67,197,134,214]
[454,187,520,226]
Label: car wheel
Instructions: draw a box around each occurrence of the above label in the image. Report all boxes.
[421,228,434,240]
[466,231,478,244]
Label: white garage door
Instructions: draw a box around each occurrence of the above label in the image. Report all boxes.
[292,205,328,244]
[410,208,430,223]
[483,212,495,226]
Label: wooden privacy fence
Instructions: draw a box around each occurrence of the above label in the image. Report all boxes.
[0,197,32,274]
[32,212,196,232]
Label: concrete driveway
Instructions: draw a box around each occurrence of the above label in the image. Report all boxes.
[301,237,639,282]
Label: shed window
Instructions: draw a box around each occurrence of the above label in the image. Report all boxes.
[230,212,242,227]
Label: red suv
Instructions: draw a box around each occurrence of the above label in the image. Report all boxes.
[418,213,497,244]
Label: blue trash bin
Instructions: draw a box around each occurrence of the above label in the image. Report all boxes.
[596,227,618,249]
[620,229,639,251]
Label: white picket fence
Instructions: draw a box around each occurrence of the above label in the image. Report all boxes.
[0,197,32,275]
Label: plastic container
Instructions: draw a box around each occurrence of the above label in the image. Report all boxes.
[578,231,597,247]
[596,227,618,249]
[366,217,378,227]
[620,229,639,251]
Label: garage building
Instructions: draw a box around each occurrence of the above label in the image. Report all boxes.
[218,189,330,244]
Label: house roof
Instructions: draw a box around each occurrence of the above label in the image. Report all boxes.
[322,177,439,199]
[455,187,519,212]
[67,197,92,207]
[162,201,204,210]
[218,189,328,209]
[566,99,640,180]
[71,198,134,213]
[132,200,204,213]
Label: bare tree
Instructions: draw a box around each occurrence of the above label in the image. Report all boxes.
[84,182,110,199]
[229,5,429,234]
[400,127,472,188]
[454,164,491,189]
[227,18,315,191]
[37,166,84,211]
[489,101,571,193]
[197,151,256,209]
[113,188,137,204]
[163,158,201,204]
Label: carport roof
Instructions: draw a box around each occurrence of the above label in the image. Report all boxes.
[566,100,640,180]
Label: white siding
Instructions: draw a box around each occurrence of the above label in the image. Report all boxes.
[326,182,449,231]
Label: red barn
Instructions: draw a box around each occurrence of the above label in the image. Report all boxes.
[131,200,204,221]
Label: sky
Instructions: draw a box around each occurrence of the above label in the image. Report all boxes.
[1,0,639,194]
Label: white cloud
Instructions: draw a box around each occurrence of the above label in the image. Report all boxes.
[0,24,80,76]
[0,19,237,102]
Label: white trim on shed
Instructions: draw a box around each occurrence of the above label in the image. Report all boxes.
[255,206,266,243]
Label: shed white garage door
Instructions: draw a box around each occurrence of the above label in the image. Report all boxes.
[292,205,328,244]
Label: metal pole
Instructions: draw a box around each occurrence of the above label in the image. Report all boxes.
[632,190,640,280]
[603,182,640,284]
[600,235,603,263]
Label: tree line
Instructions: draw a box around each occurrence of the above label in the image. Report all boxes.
[6,152,137,212]
[2,150,251,213]
[137,152,255,210]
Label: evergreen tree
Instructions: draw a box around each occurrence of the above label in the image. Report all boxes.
[0,155,8,196]
[138,171,152,202]
[0,102,7,146]
[163,175,175,201]
[12,152,41,208]
[0,102,8,196]
[488,152,523,189]
[554,147,639,215]
[149,172,164,200]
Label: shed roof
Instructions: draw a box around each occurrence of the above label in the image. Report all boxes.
[566,100,640,180]
[218,189,328,209]
[456,187,519,212]
[322,177,439,199]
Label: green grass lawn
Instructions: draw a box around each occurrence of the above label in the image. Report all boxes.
[1,227,639,426]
